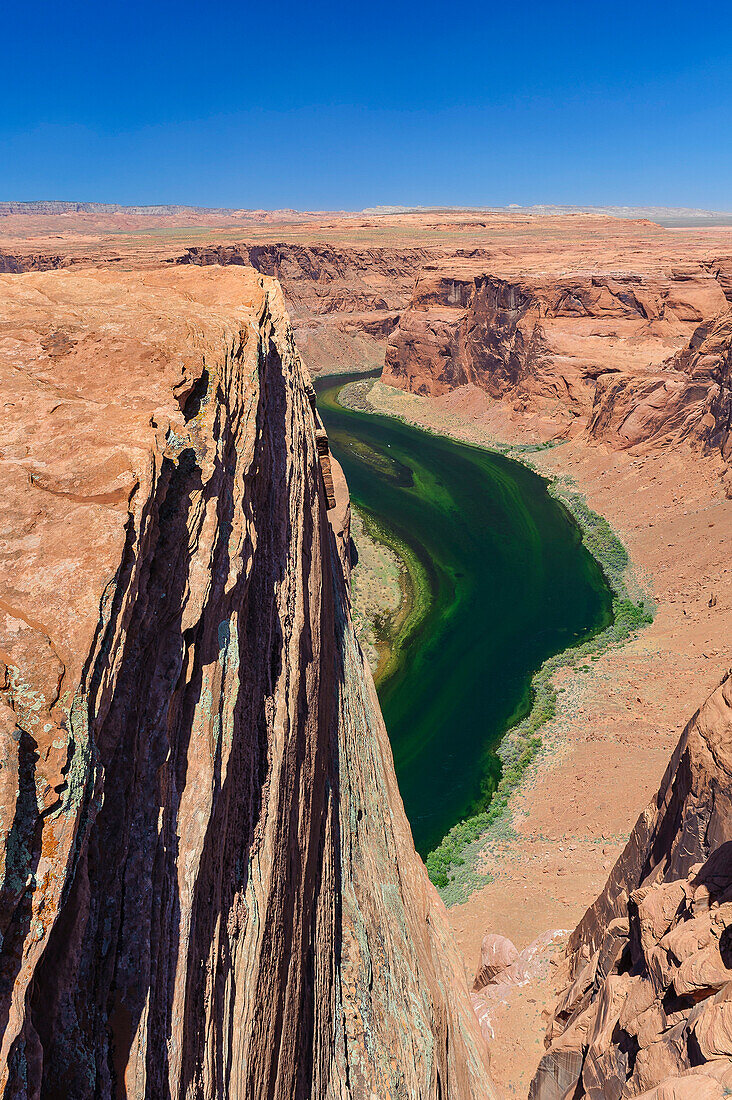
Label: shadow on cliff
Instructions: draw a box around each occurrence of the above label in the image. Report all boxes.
[0,732,44,1046]
[14,338,345,1100]
[175,337,343,1099]
[20,435,209,1097]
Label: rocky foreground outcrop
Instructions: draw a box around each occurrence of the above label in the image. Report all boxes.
[530,672,732,1099]
[0,266,493,1098]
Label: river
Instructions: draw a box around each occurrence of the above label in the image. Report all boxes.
[316,371,613,857]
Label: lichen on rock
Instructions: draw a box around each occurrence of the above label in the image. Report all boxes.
[0,266,493,1099]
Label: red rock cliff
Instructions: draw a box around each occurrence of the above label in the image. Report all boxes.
[0,267,493,1098]
[175,243,493,375]
[175,243,443,374]
[530,672,732,1100]
[588,307,732,468]
[382,261,728,433]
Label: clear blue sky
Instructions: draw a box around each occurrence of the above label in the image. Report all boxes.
[3,0,731,209]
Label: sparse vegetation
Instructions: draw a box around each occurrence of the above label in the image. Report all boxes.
[337,375,655,902]
[426,477,654,903]
[350,506,431,686]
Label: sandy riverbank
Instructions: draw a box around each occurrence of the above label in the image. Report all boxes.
[348,506,405,678]
[355,379,732,1097]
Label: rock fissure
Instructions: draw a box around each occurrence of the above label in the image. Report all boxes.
[0,266,493,1099]
[2,210,732,1098]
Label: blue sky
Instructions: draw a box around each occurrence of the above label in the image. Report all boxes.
[3,0,731,209]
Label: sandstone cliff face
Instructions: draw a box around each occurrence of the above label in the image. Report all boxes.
[530,672,732,1100]
[588,308,732,465]
[175,244,496,375]
[0,252,66,273]
[702,257,732,305]
[176,242,438,317]
[382,261,729,431]
[700,314,732,464]
[176,243,443,374]
[0,266,493,1099]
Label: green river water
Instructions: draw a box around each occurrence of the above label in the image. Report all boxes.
[316,372,613,858]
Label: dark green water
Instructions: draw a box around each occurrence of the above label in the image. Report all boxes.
[316,372,613,857]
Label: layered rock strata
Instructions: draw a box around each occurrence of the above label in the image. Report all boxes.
[383,261,732,483]
[589,308,732,464]
[175,243,438,374]
[176,242,437,317]
[383,262,727,411]
[0,252,66,274]
[175,244,492,374]
[530,672,732,1100]
[0,266,493,1098]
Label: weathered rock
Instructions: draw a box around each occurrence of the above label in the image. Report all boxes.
[471,930,565,1044]
[384,260,732,485]
[530,673,732,1100]
[383,264,727,421]
[588,308,732,461]
[472,934,520,991]
[0,266,494,1098]
[0,251,66,273]
[176,242,440,316]
[176,243,452,375]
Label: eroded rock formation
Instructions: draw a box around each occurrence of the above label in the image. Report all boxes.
[383,262,727,418]
[175,243,445,374]
[0,266,493,1098]
[471,932,565,1047]
[589,308,732,466]
[530,672,732,1100]
[175,244,498,375]
[0,251,66,273]
[176,242,438,317]
[382,259,732,486]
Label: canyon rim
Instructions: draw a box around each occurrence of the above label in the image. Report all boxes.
[0,201,731,1100]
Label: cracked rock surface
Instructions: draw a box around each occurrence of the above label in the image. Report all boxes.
[0,266,492,1099]
[531,672,732,1100]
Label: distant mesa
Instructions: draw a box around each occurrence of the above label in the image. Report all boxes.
[3,200,732,228]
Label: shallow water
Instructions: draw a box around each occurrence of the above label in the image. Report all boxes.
[316,372,613,857]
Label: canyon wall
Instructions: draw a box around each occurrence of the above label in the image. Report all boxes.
[530,672,732,1100]
[175,243,439,374]
[175,243,492,375]
[381,261,732,470]
[588,308,732,470]
[0,266,493,1098]
[176,242,438,319]
[0,252,66,273]
[382,261,729,423]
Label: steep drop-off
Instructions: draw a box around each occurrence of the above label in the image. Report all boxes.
[175,243,438,374]
[176,242,438,318]
[315,372,613,859]
[0,266,493,1098]
[175,243,493,375]
[383,262,727,411]
[0,252,66,273]
[588,308,732,475]
[381,261,732,497]
[531,672,732,1099]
